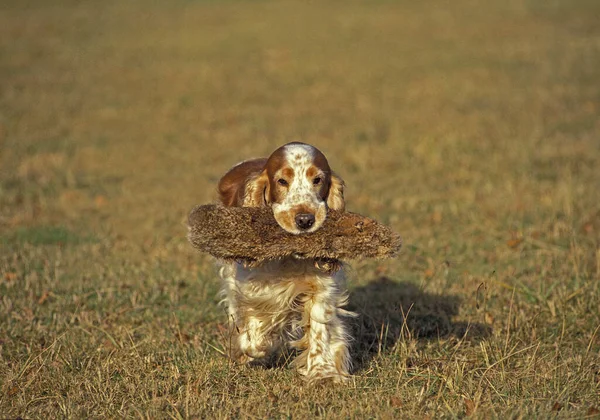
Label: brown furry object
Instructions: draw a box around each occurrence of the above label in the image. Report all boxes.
[187,204,402,265]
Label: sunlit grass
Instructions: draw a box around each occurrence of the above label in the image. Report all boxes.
[1,0,599,417]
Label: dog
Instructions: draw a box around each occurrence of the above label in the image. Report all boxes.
[216,142,354,382]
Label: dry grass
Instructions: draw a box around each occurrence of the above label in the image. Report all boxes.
[1,0,600,418]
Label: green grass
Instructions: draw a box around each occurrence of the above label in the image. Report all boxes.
[1,226,95,246]
[1,0,600,417]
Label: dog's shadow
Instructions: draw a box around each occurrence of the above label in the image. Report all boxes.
[347,276,491,371]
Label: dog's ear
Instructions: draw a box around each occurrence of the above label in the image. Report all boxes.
[327,173,345,211]
[218,159,267,207]
[245,169,270,207]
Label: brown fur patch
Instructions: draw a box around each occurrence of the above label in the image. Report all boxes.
[281,167,294,179]
[306,166,319,179]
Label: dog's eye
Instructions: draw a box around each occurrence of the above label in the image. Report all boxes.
[277,178,288,186]
[313,177,321,185]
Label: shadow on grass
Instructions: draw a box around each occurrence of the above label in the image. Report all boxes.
[347,276,492,372]
[226,276,491,373]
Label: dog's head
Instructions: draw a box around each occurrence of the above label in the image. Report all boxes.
[218,142,345,234]
[262,142,345,234]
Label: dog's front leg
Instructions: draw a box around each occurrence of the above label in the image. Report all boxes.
[220,263,278,363]
[293,279,352,383]
[236,313,280,361]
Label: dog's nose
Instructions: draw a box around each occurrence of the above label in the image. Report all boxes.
[295,213,315,230]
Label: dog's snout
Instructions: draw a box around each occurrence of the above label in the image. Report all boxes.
[295,213,315,230]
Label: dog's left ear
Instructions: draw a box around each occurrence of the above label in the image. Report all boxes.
[246,170,271,207]
[327,173,345,211]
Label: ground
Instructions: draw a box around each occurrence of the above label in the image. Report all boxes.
[1,0,600,418]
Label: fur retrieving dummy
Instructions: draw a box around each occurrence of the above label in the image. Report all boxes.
[187,204,402,265]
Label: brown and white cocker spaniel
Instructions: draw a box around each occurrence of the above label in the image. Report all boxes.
[217,142,353,382]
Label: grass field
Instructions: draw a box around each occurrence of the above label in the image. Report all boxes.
[1,0,600,417]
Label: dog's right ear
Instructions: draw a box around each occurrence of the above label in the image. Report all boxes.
[218,158,268,207]
[244,169,271,207]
